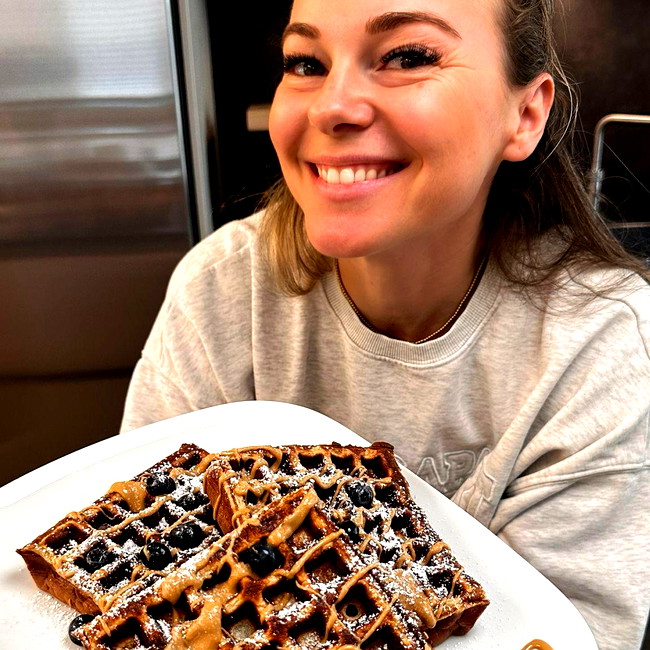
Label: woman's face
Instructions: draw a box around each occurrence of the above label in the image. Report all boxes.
[269,0,527,262]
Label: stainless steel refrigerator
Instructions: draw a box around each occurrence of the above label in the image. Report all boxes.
[0,1,211,484]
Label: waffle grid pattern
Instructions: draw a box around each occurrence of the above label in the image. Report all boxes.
[205,443,488,646]
[75,487,430,650]
[18,442,488,648]
[18,443,222,615]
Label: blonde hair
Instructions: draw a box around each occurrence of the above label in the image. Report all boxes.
[258,180,332,295]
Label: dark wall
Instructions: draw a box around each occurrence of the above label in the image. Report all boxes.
[207,1,291,226]
[556,0,650,226]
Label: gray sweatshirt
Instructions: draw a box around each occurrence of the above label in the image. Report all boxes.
[122,213,650,649]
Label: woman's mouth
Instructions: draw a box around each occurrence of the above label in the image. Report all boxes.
[312,163,404,184]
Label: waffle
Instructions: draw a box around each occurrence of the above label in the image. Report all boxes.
[204,442,489,646]
[73,486,435,649]
[17,443,222,616]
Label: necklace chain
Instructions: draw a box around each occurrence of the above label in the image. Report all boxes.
[334,256,487,344]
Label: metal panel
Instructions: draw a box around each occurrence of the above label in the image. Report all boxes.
[171,0,218,240]
[0,1,195,484]
[0,0,192,250]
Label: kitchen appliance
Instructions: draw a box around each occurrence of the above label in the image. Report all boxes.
[0,1,196,484]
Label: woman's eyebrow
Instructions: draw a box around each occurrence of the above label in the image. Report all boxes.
[281,22,320,46]
[366,11,462,39]
[281,11,461,46]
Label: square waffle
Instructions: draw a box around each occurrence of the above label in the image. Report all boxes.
[72,486,434,649]
[204,442,489,646]
[17,443,222,616]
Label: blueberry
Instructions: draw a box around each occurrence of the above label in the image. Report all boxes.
[176,491,208,511]
[346,482,374,508]
[68,614,94,645]
[168,522,205,550]
[338,519,361,542]
[428,569,454,596]
[84,546,114,572]
[240,539,284,576]
[140,541,172,570]
[145,473,176,496]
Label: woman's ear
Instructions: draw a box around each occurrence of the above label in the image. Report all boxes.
[503,73,555,162]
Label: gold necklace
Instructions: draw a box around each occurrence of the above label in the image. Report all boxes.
[335,255,487,344]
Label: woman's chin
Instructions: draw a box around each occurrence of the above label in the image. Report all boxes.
[307,233,373,260]
[304,219,384,261]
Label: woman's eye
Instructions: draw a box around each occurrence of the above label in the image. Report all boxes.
[282,54,326,77]
[381,44,441,70]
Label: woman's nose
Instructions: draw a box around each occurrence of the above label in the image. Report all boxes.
[307,66,375,135]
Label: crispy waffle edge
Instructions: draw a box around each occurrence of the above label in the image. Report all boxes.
[16,442,219,616]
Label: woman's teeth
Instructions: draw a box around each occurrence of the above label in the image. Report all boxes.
[315,166,395,184]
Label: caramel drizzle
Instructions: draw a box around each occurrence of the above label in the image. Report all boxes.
[162,489,319,648]
[191,452,222,476]
[279,530,344,581]
[359,593,400,645]
[40,450,219,612]
[423,540,450,564]
[521,641,553,650]
[159,487,408,650]
[268,490,320,547]
[335,562,379,605]
[108,480,147,513]
[217,444,466,630]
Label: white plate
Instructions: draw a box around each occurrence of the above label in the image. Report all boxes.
[0,401,597,649]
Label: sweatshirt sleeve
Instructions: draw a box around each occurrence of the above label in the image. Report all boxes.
[120,355,200,433]
[474,287,650,650]
[119,219,258,433]
[496,464,649,650]
[119,294,232,433]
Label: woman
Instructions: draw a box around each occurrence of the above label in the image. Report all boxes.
[121,0,650,647]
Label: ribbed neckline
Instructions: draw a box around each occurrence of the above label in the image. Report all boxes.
[322,260,502,364]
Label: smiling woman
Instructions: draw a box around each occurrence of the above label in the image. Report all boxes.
[266,0,554,339]
[120,2,650,649]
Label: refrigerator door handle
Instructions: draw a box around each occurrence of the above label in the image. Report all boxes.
[167,0,218,241]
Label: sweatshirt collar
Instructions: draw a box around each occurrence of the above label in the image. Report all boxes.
[322,260,502,364]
